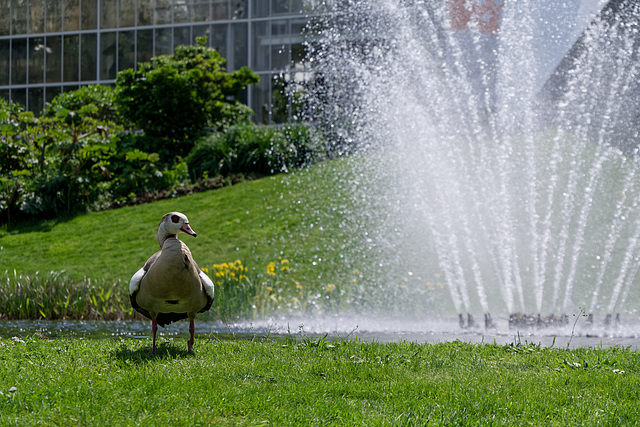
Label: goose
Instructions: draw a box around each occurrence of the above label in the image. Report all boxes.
[129,212,214,354]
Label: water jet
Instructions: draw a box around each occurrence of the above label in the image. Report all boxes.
[303,0,640,334]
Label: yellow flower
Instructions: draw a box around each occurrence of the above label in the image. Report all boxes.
[354,269,360,276]
[327,284,335,292]
[267,262,276,276]
[202,267,209,274]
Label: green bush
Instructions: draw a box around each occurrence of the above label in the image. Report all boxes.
[0,90,189,223]
[186,122,326,179]
[115,37,259,149]
[107,138,190,206]
[42,85,121,124]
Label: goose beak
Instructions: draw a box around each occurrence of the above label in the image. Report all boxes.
[180,222,197,237]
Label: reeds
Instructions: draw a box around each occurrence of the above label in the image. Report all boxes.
[0,270,134,320]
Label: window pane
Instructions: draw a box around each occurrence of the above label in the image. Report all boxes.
[193,24,210,43]
[252,21,268,71]
[29,0,45,33]
[231,22,246,70]
[81,0,98,29]
[232,0,247,19]
[45,35,62,82]
[64,0,80,31]
[211,23,227,58]
[291,18,306,65]
[252,76,270,125]
[45,0,62,32]
[174,0,189,23]
[119,0,135,27]
[101,0,117,28]
[11,0,28,35]
[118,31,135,71]
[192,0,210,22]
[136,29,153,64]
[100,32,117,80]
[212,0,228,20]
[63,35,79,82]
[174,26,190,47]
[272,0,289,14]
[45,86,62,104]
[28,87,44,113]
[29,37,45,83]
[62,85,80,93]
[0,40,9,85]
[0,0,9,35]
[271,74,290,123]
[155,0,172,25]
[155,27,172,55]
[137,0,153,26]
[271,20,289,70]
[81,33,97,80]
[11,38,27,84]
[252,0,268,18]
[12,88,27,108]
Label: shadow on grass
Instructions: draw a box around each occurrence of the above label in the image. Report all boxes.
[111,340,195,364]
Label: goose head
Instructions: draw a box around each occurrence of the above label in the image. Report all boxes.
[157,212,197,247]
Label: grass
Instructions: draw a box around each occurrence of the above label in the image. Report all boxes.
[0,155,451,320]
[1,335,639,425]
[0,158,357,319]
[0,157,366,283]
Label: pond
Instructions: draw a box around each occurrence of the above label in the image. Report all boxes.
[2,314,639,349]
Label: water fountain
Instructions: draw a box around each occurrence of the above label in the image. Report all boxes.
[301,0,640,334]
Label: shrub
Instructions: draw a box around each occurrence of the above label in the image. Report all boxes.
[42,85,121,124]
[186,122,326,179]
[115,37,259,149]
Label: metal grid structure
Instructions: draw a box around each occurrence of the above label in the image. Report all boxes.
[0,0,317,124]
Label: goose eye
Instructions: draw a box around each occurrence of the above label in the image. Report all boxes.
[171,215,180,223]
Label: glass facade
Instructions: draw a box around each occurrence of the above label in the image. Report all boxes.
[0,0,318,124]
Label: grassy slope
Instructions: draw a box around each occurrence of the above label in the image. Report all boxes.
[0,157,363,287]
[1,336,639,425]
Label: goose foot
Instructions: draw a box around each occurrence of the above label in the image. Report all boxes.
[151,318,158,354]
[187,319,195,353]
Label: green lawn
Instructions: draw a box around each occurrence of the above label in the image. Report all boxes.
[1,156,405,320]
[1,156,371,284]
[1,335,639,425]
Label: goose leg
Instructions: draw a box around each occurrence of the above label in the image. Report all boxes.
[187,319,195,353]
[151,318,158,354]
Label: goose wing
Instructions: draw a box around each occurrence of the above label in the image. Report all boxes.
[128,251,161,295]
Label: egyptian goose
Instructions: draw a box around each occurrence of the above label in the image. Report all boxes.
[129,212,214,354]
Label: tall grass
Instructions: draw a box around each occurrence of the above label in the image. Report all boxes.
[0,270,132,320]
[0,258,341,321]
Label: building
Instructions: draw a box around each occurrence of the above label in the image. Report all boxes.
[0,0,318,124]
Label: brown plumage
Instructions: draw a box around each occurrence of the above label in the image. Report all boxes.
[129,212,214,354]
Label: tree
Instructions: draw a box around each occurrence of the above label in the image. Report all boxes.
[114,37,259,146]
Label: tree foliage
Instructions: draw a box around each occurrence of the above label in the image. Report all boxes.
[0,96,120,222]
[114,37,259,145]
